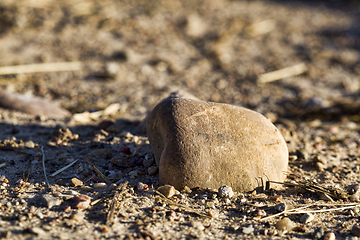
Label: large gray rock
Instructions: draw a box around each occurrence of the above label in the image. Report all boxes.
[146,96,288,192]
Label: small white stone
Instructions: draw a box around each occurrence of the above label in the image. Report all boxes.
[218,185,234,198]
[275,217,295,231]
[93,183,107,190]
[242,225,254,234]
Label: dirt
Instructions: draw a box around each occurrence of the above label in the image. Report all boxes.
[1,0,360,239]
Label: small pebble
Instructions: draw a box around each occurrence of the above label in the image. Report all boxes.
[137,182,148,191]
[313,227,325,239]
[350,194,360,202]
[129,170,138,179]
[93,182,107,190]
[274,203,287,212]
[119,146,132,155]
[229,225,239,231]
[352,224,360,237]
[157,185,177,198]
[143,154,154,167]
[242,225,254,234]
[71,178,83,187]
[218,185,234,198]
[346,237,358,240]
[40,194,62,209]
[270,195,283,202]
[275,217,295,231]
[25,140,35,149]
[208,210,218,218]
[148,166,158,175]
[70,211,85,222]
[65,190,80,196]
[300,213,315,223]
[324,232,336,240]
[191,221,205,231]
[183,186,192,194]
[69,195,91,209]
[349,184,360,194]
[28,227,45,236]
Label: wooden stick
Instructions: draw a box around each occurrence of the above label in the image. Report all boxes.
[258,63,307,83]
[0,62,82,75]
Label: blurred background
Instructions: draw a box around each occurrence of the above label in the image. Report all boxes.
[0,0,360,122]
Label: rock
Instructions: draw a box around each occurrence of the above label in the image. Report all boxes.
[147,166,158,175]
[274,203,287,212]
[157,185,177,198]
[218,186,234,198]
[27,227,46,236]
[242,225,254,234]
[186,14,207,39]
[24,140,35,149]
[69,195,91,209]
[93,182,107,190]
[71,178,83,187]
[143,154,155,167]
[137,182,148,191]
[300,213,315,223]
[352,224,360,237]
[324,232,336,240]
[39,194,62,209]
[313,228,325,239]
[275,217,295,231]
[146,97,288,192]
[69,211,85,222]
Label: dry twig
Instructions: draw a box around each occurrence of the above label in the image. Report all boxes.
[268,180,350,200]
[0,62,82,75]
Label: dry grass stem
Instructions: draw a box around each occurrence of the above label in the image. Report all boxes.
[258,63,307,83]
[261,202,360,221]
[0,62,82,75]
[50,159,79,177]
[245,19,276,37]
[268,180,350,200]
[41,146,49,187]
[85,158,110,185]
